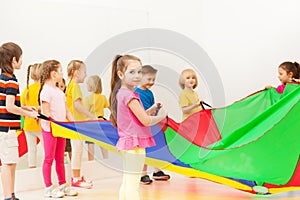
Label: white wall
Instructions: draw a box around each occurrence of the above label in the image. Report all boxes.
[1,0,300,121]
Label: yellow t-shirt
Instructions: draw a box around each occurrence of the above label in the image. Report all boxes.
[178,89,202,120]
[66,80,85,121]
[20,83,41,131]
[83,93,109,119]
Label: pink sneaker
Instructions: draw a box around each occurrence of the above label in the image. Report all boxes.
[71,177,93,189]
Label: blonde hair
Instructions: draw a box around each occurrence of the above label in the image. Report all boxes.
[109,54,142,127]
[87,75,102,94]
[67,60,85,79]
[25,63,42,102]
[179,69,198,89]
[26,63,42,88]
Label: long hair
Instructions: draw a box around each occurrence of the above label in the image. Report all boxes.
[67,60,84,80]
[38,60,61,104]
[25,63,42,102]
[0,42,22,74]
[109,54,141,127]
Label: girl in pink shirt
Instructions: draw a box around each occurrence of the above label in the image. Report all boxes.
[39,60,78,198]
[109,55,167,200]
[266,61,300,93]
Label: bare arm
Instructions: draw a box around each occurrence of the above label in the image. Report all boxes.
[128,99,166,126]
[74,98,97,120]
[182,101,200,114]
[66,104,74,121]
[6,95,38,118]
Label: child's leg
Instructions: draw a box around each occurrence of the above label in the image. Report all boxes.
[1,164,16,199]
[142,164,148,176]
[87,143,94,161]
[0,130,19,199]
[119,147,145,200]
[42,130,57,187]
[25,131,42,168]
[55,137,66,185]
[71,139,83,178]
[65,138,72,160]
[99,146,108,159]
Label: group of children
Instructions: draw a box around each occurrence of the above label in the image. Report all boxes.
[0,41,299,200]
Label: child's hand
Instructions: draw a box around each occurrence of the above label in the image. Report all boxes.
[29,110,39,119]
[154,103,162,116]
[265,85,272,89]
[156,106,167,118]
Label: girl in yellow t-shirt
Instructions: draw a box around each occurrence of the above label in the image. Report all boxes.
[178,69,203,120]
[20,63,43,168]
[83,75,110,160]
[66,60,96,189]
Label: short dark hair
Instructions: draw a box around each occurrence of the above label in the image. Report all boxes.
[0,42,22,74]
[142,65,157,74]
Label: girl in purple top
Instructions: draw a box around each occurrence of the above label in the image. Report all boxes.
[109,55,167,200]
[266,61,300,93]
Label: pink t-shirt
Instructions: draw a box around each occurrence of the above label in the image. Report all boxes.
[40,84,67,132]
[276,84,286,94]
[116,88,155,151]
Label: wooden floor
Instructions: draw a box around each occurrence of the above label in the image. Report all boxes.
[6,148,300,200]
[16,171,300,200]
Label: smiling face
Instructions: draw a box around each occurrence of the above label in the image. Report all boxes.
[278,67,292,84]
[118,59,142,90]
[140,73,156,90]
[183,72,197,90]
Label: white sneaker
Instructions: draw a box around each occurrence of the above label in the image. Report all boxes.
[71,177,93,189]
[59,183,78,196]
[44,185,65,198]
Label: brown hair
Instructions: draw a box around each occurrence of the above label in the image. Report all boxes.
[179,68,198,89]
[38,60,61,104]
[142,65,157,74]
[279,61,300,80]
[109,54,141,127]
[0,42,22,74]
[87,75,102,94]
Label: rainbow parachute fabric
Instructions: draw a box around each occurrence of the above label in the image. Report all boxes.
[51,83,300,195]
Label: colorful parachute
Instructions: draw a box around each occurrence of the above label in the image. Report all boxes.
[51,83,300,195]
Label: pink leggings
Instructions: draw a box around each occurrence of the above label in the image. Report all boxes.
[42,129,66,187]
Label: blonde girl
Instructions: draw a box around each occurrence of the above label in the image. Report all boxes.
[178,68,202,120]
[39,60,77,198]
[109,55,167,200]
[0,42,38,200]
[83,75,109,160]
[66,60,96,189]
[20,63,43,168]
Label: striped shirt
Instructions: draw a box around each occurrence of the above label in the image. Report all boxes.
[0,73,21,132]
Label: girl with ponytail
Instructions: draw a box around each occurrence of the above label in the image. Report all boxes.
[20,63,42,168]
[109,54,167,200]
[39,60,78,198]
[266,61,300,93]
